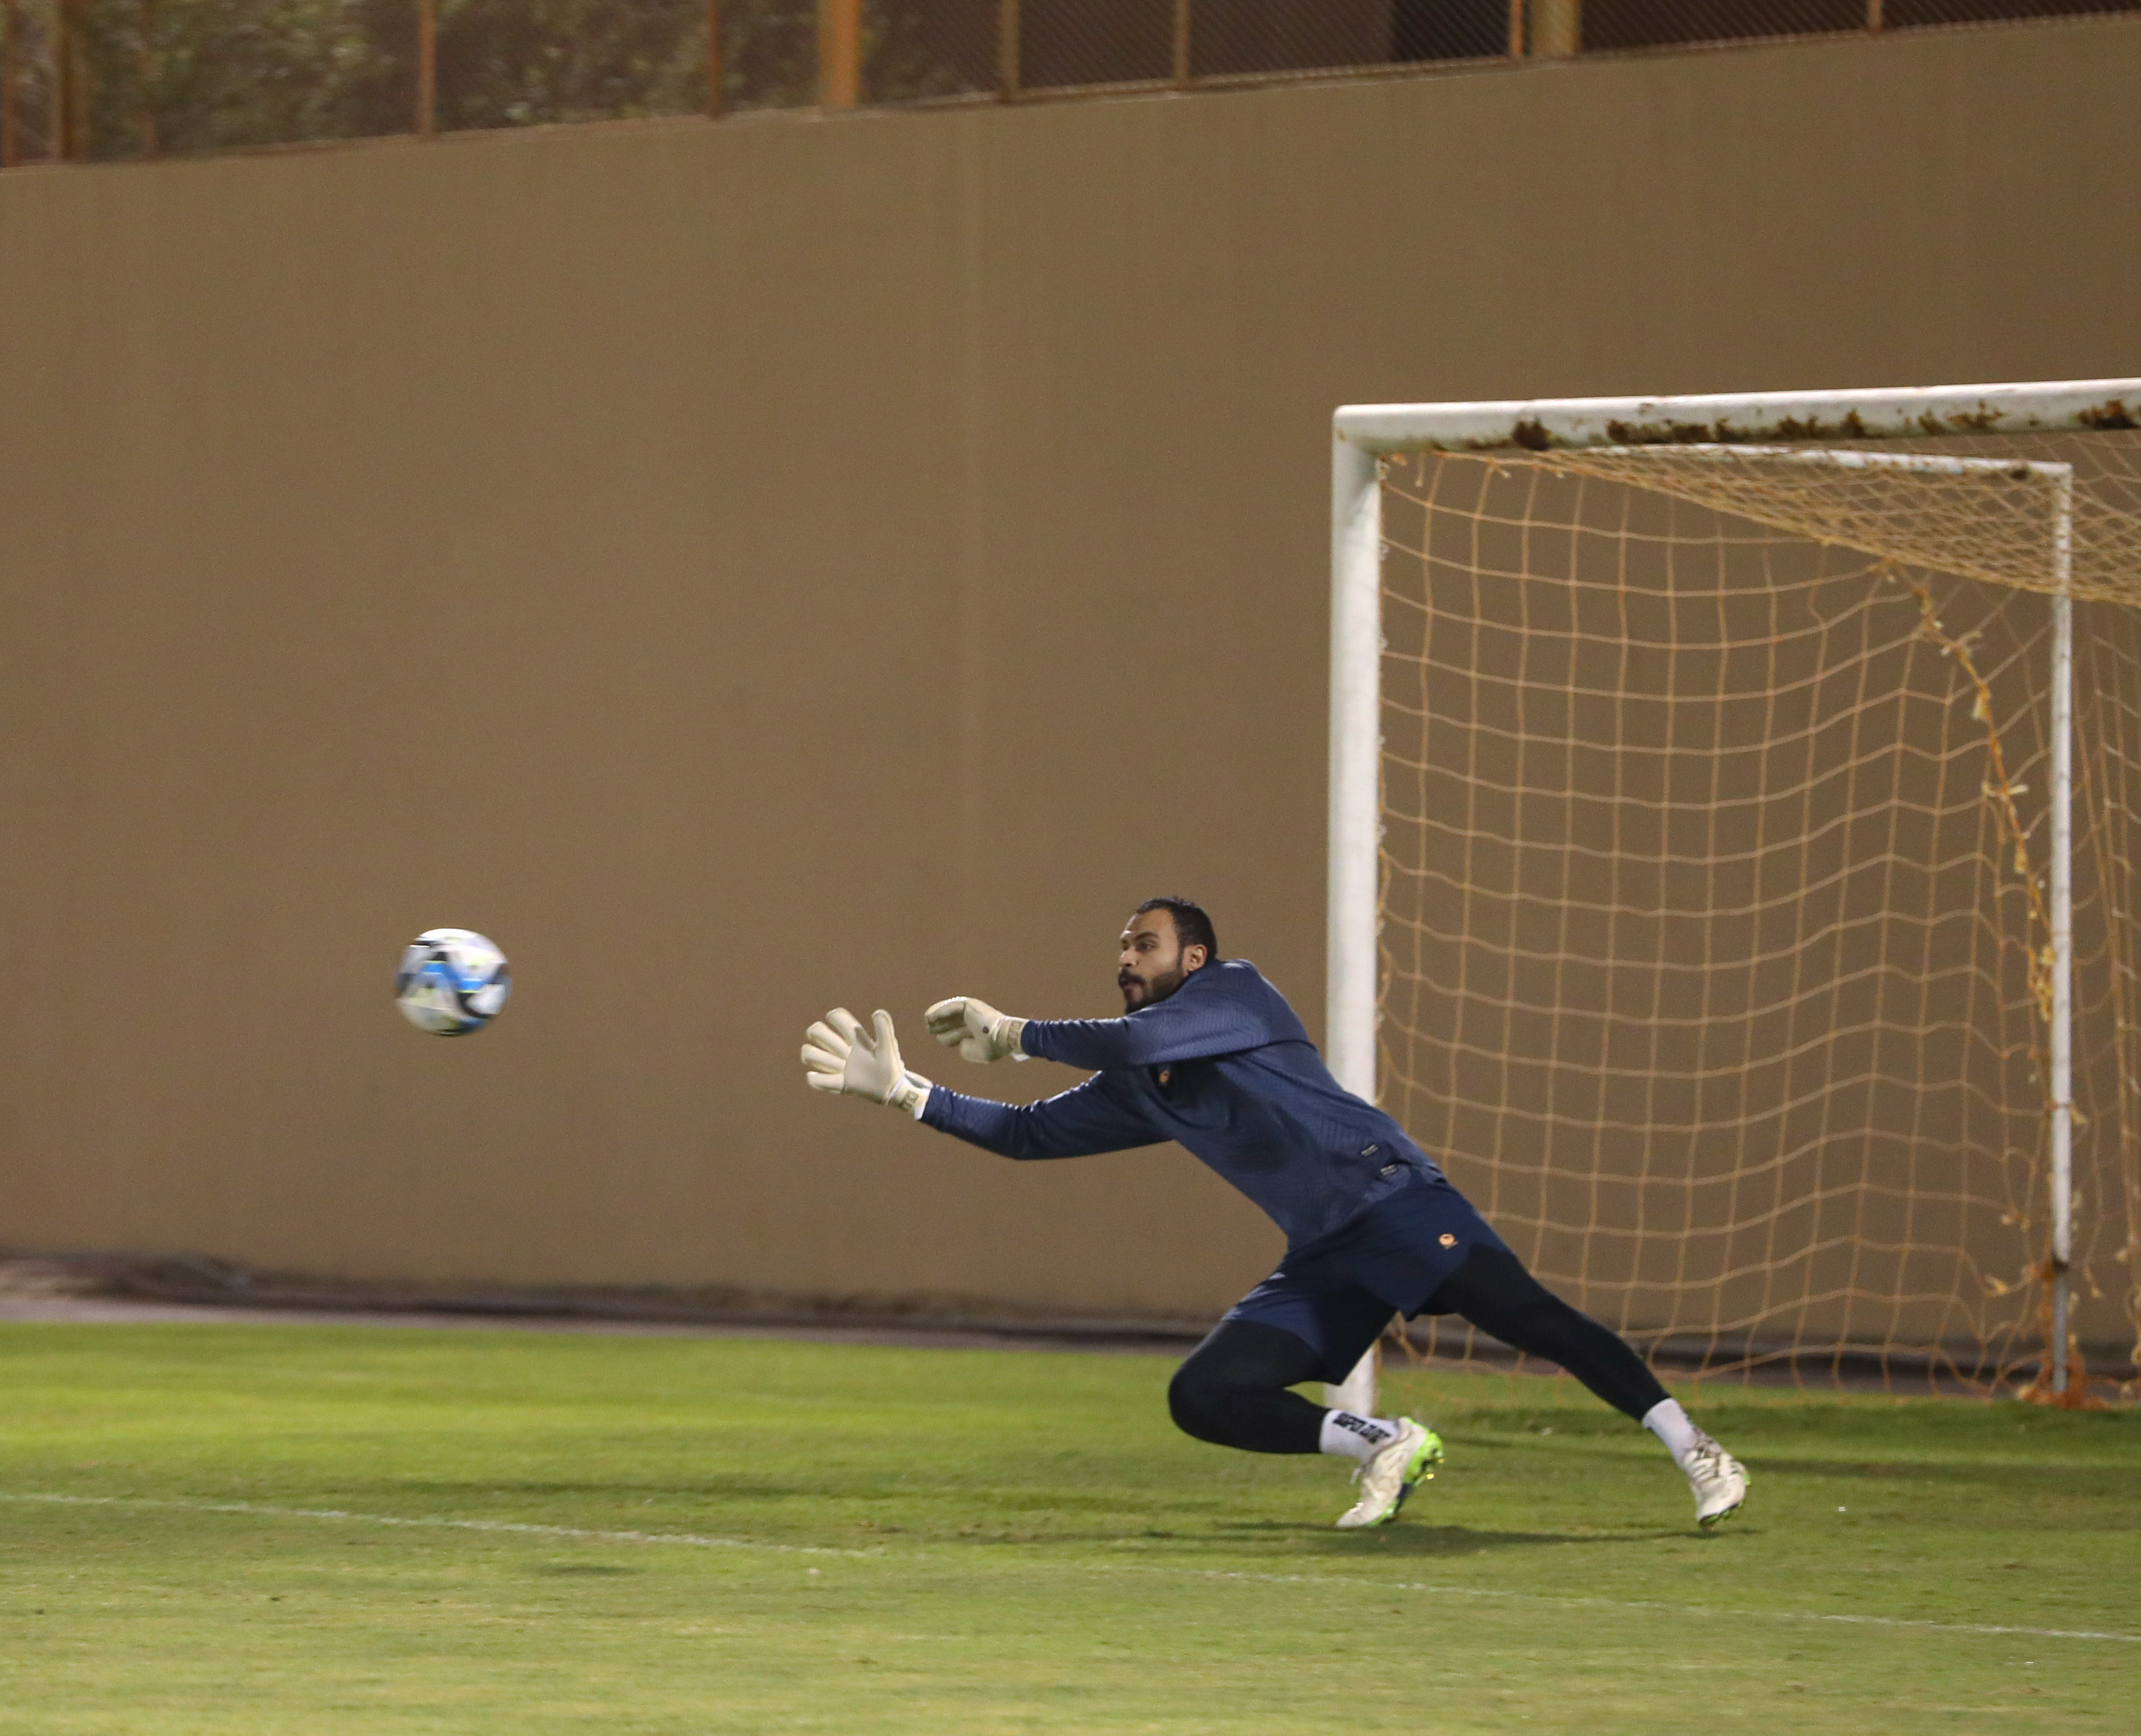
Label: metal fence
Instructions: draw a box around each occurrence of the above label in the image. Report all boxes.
[2,0,2135,165]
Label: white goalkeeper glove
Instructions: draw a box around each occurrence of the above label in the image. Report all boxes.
[924,996,1028,1064]
[801,1008,933,1117]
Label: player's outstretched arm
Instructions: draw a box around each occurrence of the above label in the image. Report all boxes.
[1019,979,1272,1071]
[923,1070,1166,1161]
[928,979,1273,1072]
[925,996,1027,1063]
[801,1007,1159,1159]
[801,1008,933,1117]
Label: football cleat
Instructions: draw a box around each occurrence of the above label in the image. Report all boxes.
[1335,1418,1444,1530]
[1684,1429,1748,1529]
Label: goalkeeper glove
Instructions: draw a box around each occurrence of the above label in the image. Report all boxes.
[924,996,1028,1064]
[801,1008,933,1116]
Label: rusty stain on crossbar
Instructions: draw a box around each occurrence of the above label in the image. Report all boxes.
[1347,392,2141,457]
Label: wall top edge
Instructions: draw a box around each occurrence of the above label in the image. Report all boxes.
[1334,379,2141,454]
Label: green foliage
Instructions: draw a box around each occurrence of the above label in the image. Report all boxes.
[0,1323,2136,1732]
[38,0,986,161]
[73,0,415,158]
[431,0,716,130]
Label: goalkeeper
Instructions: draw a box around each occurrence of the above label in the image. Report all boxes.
[801,897,1747,1531]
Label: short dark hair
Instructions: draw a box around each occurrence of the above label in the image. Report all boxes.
[1133,897,1219,964]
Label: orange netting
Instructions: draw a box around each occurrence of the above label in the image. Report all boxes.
[1376,432,2141,1399]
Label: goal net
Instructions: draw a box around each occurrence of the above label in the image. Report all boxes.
[1330,382,2141,1401]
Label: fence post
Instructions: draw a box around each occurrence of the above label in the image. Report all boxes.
[819,0,860,108]
[416,0,435,136]
[1508,0,1526,57]
[1171,0,1192,87]
[139,0,156,157]
[998,0,1019,100]
[1,0,16,167]
[1532,0,1579,57]
[54,0,74,158]
[705,0,721,117]
[1867,0,1885,30]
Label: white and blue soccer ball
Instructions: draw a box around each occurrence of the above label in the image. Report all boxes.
[394,928,511,1036]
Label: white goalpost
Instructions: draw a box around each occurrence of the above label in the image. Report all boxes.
[1327,380,2141,1414]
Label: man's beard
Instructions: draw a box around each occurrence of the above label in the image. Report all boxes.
[1120,964,1188,1011]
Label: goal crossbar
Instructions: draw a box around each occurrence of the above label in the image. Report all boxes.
[1333,378,2141,456]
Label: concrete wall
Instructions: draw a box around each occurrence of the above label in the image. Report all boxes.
[1,19,2137,1323]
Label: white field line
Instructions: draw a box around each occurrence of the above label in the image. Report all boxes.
[0,1491,874,1558]
[6,1489,2135,1647]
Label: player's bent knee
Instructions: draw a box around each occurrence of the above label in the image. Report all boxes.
[1166,1363,1236,1444]
[1168,1320,1329,1451]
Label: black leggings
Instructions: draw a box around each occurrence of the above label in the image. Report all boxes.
[1168,1245,1670,1455]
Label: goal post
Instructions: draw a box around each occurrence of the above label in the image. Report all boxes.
[1327,380,2141,1413]
[1322,432,1385,1418]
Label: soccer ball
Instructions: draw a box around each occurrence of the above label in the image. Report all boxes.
[394,928,512,1035]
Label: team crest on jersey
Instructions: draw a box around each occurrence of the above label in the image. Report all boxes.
[1157,1067,1172,1086]
[1439,1233,1458,1248]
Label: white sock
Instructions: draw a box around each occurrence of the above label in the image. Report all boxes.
[1642,1398,1701,1469]
[1319,1410,1402,1464]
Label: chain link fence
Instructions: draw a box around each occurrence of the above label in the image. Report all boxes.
[3,0,2135,164]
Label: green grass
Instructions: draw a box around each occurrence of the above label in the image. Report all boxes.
[0,1323,2134,1733]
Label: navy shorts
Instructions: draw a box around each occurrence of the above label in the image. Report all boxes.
[1222,1170,1509,1383]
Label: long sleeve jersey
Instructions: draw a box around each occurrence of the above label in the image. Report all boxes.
[919,959,1445,1248]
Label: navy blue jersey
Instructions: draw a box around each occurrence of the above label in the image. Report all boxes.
[919,960,1446,1248]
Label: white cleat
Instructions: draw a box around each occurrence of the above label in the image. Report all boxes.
[1335,1418,1444,1530]
[1684,1429,1748,1529]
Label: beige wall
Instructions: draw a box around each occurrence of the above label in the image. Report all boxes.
[1,21,2137,1322]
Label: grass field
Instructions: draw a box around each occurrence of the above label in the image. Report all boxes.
[1,1322,2134,1733]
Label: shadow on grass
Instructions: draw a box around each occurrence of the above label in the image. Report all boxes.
[1166,1519,1691,1557]
[528,1561,643,1577]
